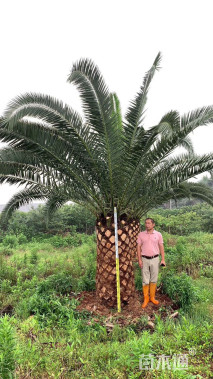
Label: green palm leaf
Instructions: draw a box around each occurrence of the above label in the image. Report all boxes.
[0,186,50,227]
[1,55,213,223]
[67,59,125,202]
[124,51,162,148]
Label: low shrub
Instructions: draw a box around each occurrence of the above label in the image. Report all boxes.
[36,272,73,295]
[27,293,78,327]
[29,250,39,265]
[0,247,14,256]
[0,257,17,285]
[161,270,200,310]
[0,315,17,378]
[2,235,18,249]
[17,233,28,244]
[48,233,95,248]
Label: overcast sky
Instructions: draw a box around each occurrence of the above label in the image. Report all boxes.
[0,0,213,204]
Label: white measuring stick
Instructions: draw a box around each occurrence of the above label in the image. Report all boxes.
[114,206,121,312]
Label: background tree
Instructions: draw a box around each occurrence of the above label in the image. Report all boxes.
[1,203,95,239]
[1,52,213,306]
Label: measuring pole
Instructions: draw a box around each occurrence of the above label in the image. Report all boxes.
[114,206,121,312]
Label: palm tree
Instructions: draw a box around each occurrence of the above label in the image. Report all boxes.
[1,52,213,307]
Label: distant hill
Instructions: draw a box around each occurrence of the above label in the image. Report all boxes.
[0,203,42,213]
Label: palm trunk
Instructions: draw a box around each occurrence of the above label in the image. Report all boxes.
[95,215,140,307]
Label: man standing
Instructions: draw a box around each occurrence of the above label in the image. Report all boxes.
[137,218,166,308]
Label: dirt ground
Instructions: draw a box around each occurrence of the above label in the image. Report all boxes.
[75,286,179,328]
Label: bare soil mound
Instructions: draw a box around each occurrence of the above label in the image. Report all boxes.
[75,287,179,328]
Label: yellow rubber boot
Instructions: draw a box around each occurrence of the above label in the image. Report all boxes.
[149,282,159,305]
[141,284,150,308]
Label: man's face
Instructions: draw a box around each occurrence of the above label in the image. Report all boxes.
[145,219,155,230]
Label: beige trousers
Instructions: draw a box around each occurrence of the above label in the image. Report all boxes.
[141,255,160,285]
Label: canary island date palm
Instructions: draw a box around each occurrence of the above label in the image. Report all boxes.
[1,52,213,307]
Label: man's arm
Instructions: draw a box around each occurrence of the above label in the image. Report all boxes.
[137,243,143,268]
[159,243,166,265]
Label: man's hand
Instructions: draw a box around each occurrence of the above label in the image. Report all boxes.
[160,260,166,267]
[139,259,143,269]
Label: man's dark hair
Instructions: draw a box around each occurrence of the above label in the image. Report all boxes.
[145,217,155,224]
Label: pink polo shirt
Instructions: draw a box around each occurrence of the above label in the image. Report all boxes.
[137,229,164,257]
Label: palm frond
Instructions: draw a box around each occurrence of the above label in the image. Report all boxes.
[124,105,213,193]
[67,58,110,136]
[144,106,213,171]
[0,146,41,166]
[0,119,106,204]
[118,110,181,209]
[0,161,55,188]
[3,92,82,136]
[42,192,70,228]
[2,94,110,195]
[0,186,49,228]
[152,153,213,191]
[126,152,213,208]
[43,186,100,226]
[68,59,125,202]
[0,145,107,214]
[124,51,162,148]
[178,136,194,154]
[132,182,213,219]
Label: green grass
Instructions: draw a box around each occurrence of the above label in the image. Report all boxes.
[0,232,212,378]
